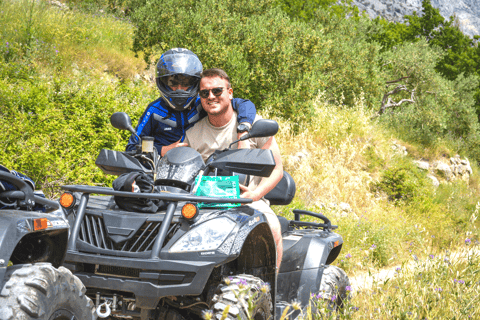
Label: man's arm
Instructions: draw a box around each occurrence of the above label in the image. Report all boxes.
[232,98,257,126]
[240,136,283,202]
[231,98,257,148]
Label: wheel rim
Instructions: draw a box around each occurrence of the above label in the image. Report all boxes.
[49,309,76,320]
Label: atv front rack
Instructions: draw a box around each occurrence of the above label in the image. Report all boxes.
[290,209,338,231]
[61,185,252,204]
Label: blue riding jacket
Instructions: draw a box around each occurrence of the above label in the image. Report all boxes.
[126,96,257,153]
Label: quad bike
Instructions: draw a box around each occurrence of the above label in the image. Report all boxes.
[59,112,350,320]
[0,168,97,319]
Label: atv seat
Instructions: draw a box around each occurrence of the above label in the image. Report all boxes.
[277,215,290,235]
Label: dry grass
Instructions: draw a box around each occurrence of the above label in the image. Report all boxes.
[272,93,392,214]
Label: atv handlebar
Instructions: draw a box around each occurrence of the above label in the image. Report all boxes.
[0,171,37,208]
[0,171,60,210]
[1,190,60,210]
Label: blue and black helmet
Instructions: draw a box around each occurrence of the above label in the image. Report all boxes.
[156,48,203,111]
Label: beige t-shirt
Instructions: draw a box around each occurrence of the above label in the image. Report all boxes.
[184,113,270,189]
[184,113,269,162]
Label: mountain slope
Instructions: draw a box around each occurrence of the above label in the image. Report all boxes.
[350,0,480,37]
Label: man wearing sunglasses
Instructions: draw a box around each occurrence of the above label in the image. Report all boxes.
[184,68,284,271]
[126,48,256,155]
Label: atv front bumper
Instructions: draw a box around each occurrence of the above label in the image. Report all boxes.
[64,251,216,309]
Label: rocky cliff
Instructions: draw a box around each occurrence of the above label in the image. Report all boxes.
[350,0,480,37]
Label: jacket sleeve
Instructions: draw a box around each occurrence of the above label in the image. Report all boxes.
[231,98,257,125]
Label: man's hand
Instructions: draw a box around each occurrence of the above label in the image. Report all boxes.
[161,139,188,156]
[239,184,262,202]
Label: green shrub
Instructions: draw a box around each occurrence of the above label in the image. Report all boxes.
[0,64,155,195]
[374,157,430,203]
[129,0,383,123]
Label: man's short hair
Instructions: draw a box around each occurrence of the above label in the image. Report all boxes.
[201,68,231,88]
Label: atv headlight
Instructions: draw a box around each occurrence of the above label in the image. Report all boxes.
[169,217,236,253]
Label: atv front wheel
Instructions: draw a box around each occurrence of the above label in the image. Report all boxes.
[210,275,273,320]
[317,265,351,311]
[0,263,96,320]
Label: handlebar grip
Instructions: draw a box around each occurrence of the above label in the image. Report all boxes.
[0,190,60,210]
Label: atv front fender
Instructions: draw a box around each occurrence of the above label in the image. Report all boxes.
[0,210,69,289]
[277,231,343,306]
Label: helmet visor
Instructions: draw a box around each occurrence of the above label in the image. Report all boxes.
[157,53,203,78]
[159,74,198,89]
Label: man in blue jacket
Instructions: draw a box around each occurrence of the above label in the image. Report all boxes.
[126,48,256,156]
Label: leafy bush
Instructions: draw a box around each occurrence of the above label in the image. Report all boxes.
[0,66,154,194]
[374,157,430,203]
[368,0,480,119]
[376,40,480,161]
[129,0,383,123]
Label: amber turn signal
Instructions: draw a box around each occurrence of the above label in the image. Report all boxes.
[59,192,75,209]
[34,218,48,231]
[181,203,198,220]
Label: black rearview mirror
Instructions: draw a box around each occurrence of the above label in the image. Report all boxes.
[241,119,279,141]
[110,112,135,134]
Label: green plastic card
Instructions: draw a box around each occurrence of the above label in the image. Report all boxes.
[194,176,241,208]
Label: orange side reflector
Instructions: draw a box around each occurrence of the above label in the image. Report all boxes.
[182,203,198,220]
[59,192,75,208]
[34,218,48,231]
[333,241,340,248]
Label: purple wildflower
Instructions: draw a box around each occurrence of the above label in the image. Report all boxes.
[465,238,472,245]
[346,286,352,291]
[346,253,352,259]
[396,267,401,272]
[371,244,377,249]
[331,295,336,302]
[429,254,434,259]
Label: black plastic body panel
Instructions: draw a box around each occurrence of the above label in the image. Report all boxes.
[209,149,276,177]
[65,251,217,309]
[95,149,147,176]
[0,210,69,289]
[276,230,343,308]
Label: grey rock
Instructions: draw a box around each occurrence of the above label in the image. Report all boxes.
[433,161,453,180]
[350,0,480,37]
[427,174,440,187]
[413,160,429,170]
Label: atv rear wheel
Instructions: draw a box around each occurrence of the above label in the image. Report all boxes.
[0,263,96,320]
[210,275,273,320]
[317,265,351,311]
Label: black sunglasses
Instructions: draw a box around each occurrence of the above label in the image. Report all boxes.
[199,87,225,99]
